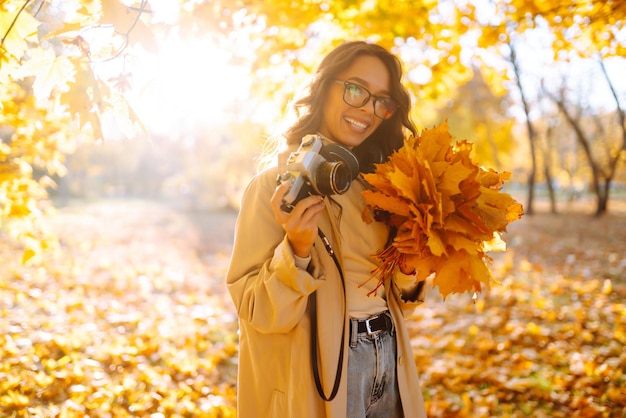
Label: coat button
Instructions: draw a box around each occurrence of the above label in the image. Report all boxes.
[398,356,404,365]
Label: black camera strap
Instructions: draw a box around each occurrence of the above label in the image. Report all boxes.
[309,227,346,402]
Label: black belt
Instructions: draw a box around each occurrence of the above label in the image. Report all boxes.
[351,312,392,335]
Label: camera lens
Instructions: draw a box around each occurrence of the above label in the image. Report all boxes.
[315,161,352,195]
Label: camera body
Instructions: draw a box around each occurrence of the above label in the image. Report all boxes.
[279,134,359,212]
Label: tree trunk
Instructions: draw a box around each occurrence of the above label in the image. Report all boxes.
[543,163,557,214]
[544,124,558,213]
[510,43,537,215]
[595,179,611,216]
[552,98,604,214]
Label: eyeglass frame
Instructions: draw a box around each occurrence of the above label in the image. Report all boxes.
[333,79,399,120]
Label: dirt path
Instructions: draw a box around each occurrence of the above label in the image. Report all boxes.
[49,199,623,296]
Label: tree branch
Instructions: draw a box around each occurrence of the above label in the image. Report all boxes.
[0,0,32,56]
[598,57,626,152]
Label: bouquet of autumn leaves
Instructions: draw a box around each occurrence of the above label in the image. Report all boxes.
[362,121,524,299]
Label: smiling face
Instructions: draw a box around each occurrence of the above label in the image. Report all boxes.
[318,55,391,149]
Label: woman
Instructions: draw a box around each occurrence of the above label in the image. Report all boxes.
[226,41,427,418]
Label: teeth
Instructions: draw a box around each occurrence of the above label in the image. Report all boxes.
[345,117,368,130]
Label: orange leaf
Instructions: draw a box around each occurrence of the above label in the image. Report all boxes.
[361,190,411,217]
[432,251,474,297]
[426,229,447,256]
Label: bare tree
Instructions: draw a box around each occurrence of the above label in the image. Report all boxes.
[546,58,626,216]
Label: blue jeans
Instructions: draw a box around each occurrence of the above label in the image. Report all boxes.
[347,313,403,418]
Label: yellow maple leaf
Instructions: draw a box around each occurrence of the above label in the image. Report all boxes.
[419,121,454,161]
[0,6,39,60]
[17,47,76,99]
[386,166,421,203]
[439,159,475,195]
[476,187,524,232]
[445,231,480,254]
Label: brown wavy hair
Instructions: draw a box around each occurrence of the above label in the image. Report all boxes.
[283,41,416,173]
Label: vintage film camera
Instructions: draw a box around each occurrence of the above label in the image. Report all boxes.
[279,135,359,212]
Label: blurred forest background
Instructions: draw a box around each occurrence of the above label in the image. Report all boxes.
[1,0,625,416]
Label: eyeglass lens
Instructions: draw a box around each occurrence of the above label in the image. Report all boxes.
[342,82,397,119]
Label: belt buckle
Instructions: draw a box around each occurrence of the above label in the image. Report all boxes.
[365,315,378,334]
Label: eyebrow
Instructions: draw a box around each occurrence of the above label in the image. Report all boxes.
[345,77,391,97]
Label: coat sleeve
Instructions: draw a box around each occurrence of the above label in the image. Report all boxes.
[226,170,327,334]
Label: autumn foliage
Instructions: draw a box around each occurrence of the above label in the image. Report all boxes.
[2,0,626,414]
[2,0,625,262]
[363,121,524,298]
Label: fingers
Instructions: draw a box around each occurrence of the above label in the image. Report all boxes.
[271,181,291,216]
[271,183,325,258]
[285,197,325,257]
[291,195,325,223]
[281,194,325,231]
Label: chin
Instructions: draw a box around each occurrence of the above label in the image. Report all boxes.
[338,133,369,148]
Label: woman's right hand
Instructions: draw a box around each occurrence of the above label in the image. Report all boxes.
[271,181,325,258]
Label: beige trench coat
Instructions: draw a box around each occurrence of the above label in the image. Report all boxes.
[226,164,427,418]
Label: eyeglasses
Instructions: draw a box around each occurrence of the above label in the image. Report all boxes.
[334,80,399,120]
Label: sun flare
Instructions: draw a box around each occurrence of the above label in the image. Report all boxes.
[134,34,251,135]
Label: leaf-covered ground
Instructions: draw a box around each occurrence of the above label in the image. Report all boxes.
[411,203,626,418]
[1,201,238,417]
[1,199,625,417]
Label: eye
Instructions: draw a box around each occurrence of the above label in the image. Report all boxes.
[377,97,395,109]
[346,83,366,99]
